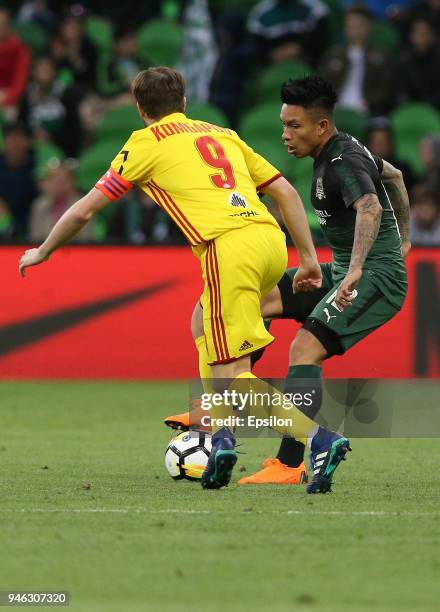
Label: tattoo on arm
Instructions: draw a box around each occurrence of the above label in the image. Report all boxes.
[349,193,382,272]
[380,161,410,243]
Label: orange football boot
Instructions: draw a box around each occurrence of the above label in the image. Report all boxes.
[164,399,210,431]
[237,457,308,485]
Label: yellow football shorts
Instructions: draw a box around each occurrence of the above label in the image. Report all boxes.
[195,223,287,365]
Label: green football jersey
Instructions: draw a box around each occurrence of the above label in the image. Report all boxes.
[310,132,407,307]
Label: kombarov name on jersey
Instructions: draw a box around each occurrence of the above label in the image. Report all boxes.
[150,121,232,142]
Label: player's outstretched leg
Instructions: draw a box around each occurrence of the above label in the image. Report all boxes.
[164,399,206,431]
[307,426,351,494]
[201,427,237,490]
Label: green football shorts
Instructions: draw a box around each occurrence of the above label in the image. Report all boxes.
[278,263,407,356]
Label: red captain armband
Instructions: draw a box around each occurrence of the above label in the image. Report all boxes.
[95,167,133,201]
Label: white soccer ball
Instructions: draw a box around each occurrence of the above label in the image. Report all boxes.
[165,430,212,481]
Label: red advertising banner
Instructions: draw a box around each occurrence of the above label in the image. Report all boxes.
[1,246,439,379]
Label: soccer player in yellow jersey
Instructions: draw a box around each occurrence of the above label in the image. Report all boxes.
[19,67,351,491]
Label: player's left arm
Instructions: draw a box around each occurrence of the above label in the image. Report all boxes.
[236,134,322,291]
[262,176,322,292]
[380,159,411,258]
[335,192,382,309]
[19,189,111,277]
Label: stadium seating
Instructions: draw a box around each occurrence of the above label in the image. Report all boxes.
[161,0,180,21]
[77,140,121,192]
[334,107,368,141]
[33,140,65,180]
[137,20,182,67]
[15,21,47,56]
[256,60,314,104]
[391,103,440,174]
[368,20,401,53]
[209,0,259,12]
[239,102,283,144]
[84,16,113,56]
[186,102,229,127]
[85,18,116,96]
[96,105,144,144]
[322,0,344,44]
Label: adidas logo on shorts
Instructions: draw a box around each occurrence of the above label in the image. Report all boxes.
[239,340,253,351]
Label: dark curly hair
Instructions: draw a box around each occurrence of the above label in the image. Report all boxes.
[281,75,338,117]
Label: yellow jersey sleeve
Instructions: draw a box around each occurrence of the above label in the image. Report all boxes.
[94,129,153,200]
[234,133,282,190]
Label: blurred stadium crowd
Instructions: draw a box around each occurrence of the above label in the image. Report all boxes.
[1,0,440,246]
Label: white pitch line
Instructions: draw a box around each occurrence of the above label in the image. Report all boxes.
[0,508,438,518]
[286,510,439,517]
[0,508,211,515]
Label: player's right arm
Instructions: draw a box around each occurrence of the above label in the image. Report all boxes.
[19,188,111,276]
[20,132,142,277]
[380,159,411,258]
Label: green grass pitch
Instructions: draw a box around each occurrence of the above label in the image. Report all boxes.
[1,382,440,612]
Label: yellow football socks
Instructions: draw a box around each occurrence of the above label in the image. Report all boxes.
[232,372,316,444]
[194,338,318,441]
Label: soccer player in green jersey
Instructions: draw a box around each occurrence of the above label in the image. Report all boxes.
[166,76,410,492]
[259,75,409,489]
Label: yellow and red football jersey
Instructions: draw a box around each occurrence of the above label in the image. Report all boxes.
[95,112,281,245]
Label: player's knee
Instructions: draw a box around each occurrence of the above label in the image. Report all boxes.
[290,330,326,365]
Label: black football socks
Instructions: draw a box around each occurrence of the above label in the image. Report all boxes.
[276,365,323,468]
